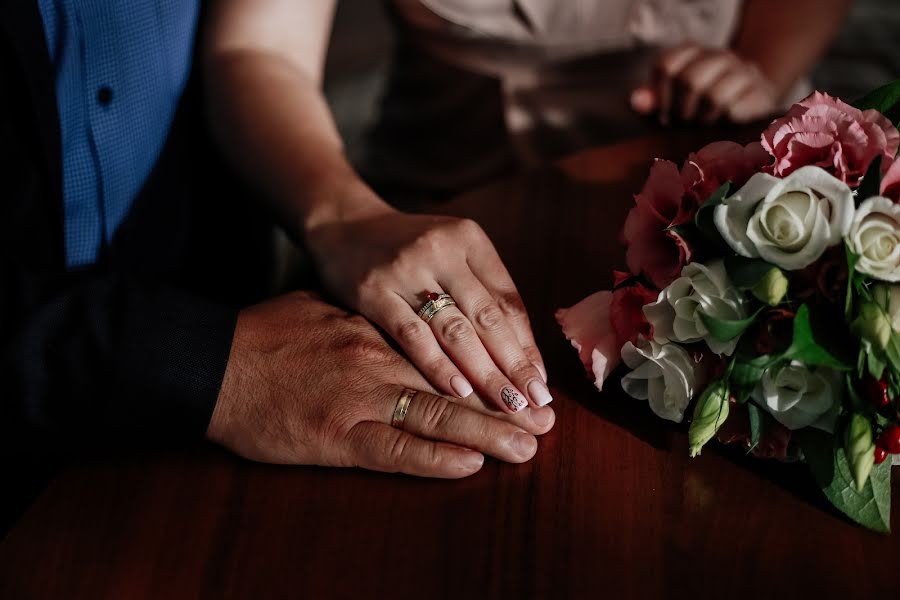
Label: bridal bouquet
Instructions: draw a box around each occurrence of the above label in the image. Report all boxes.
[558,82,900,532]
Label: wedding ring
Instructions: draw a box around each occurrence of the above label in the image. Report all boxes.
[417,292,456,323]
[391,388,417,429]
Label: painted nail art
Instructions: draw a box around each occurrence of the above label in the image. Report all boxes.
[501,386,527,412]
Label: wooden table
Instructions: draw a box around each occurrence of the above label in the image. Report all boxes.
[2,133,898,599]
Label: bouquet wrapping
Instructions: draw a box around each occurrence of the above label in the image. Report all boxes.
[558,82,900,532]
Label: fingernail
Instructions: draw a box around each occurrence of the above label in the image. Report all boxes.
[500,386,527,412]
[531,406,554,428]
[630,88,653,112]
[533,362,548,383]
[527,380,553,407]
[511,432,537,458]
[450,375,474,398]
[459,451,485,472]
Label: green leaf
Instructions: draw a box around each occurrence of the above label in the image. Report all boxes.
[693,181,732,248]
[867,351,887,382]
[731,360,767,387]
[856,155,883,202]
[889,370,900,401]
[885,332,900,374]
[730,359,768,403]
[783,305,852,371]
[747,402,764,451]
[724,255,779,291]
[846,373,864,413]
[699,306,764,344]
[797,428,891,533]
[853,79,900,126]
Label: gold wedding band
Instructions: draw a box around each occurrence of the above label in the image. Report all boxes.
[417,293,456,323]
[391,388,417,429]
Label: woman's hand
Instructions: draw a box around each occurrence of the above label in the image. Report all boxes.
[306,206,552,415]
[209,292,555,476]
[631,43,781,125]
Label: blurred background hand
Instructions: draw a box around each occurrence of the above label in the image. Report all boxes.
[631,44,780,125]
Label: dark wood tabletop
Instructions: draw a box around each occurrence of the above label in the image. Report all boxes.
[2,132,898,599]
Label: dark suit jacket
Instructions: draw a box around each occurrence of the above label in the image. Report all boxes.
[0,1,275,461]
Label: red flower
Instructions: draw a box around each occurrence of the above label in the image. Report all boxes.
[716,401,792,460]
[882,156,900,202]
[623,142,769,289]
[750,308,795,356]
[788,246,848,305]
[610,282,658,345]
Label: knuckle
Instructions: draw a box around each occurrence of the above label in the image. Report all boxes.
[395,319,429,347]
[357,271,386,299]
[496,292,526,319]
[345,336,394,365]
[345,313,371,330]
[418,395,455,432]
[659,54,682,76]
[410,228,444,256]
[522,343,542,363]
[386,432,410,467]
[509,359,538,381]
[440,315,473,343]
[322,408,361,456]
[456,218,484,239]
[473,303,504,331]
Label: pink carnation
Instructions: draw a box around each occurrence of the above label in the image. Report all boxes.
[882,156,900,202]
[556,282,657,391]
[761,91,900,186]
[623,142,768,289]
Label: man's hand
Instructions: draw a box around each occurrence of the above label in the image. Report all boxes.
[207,292,555,478]
[631,43,780,125]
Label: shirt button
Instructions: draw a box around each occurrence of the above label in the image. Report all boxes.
[97,86,113,106]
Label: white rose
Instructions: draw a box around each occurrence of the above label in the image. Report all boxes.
[751,361,840,432]
[621,337,696,423]
[848,196,900,282]
[714,166,854,270]
[873,283,900,332]
[643,260,747,356]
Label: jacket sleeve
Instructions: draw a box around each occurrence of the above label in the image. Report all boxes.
[1,258,239,447]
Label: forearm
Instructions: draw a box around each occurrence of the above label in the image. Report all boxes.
[203,7,391,246]
[732,0,852,98]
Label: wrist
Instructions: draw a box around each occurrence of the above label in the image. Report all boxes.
[299,174,396,253]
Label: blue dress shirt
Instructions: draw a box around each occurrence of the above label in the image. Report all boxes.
[37,0,200,267]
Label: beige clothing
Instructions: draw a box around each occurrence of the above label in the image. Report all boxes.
[395,0,743,74]
[363,1,803,198]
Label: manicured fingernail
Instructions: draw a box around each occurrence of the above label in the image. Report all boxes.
[459,451,485,472]
[501,386,527,412]
[450,375,474,398]
[534,362,548,383]
[511,432,537,458]
[527,380,553,407]
[531,406,554,428]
